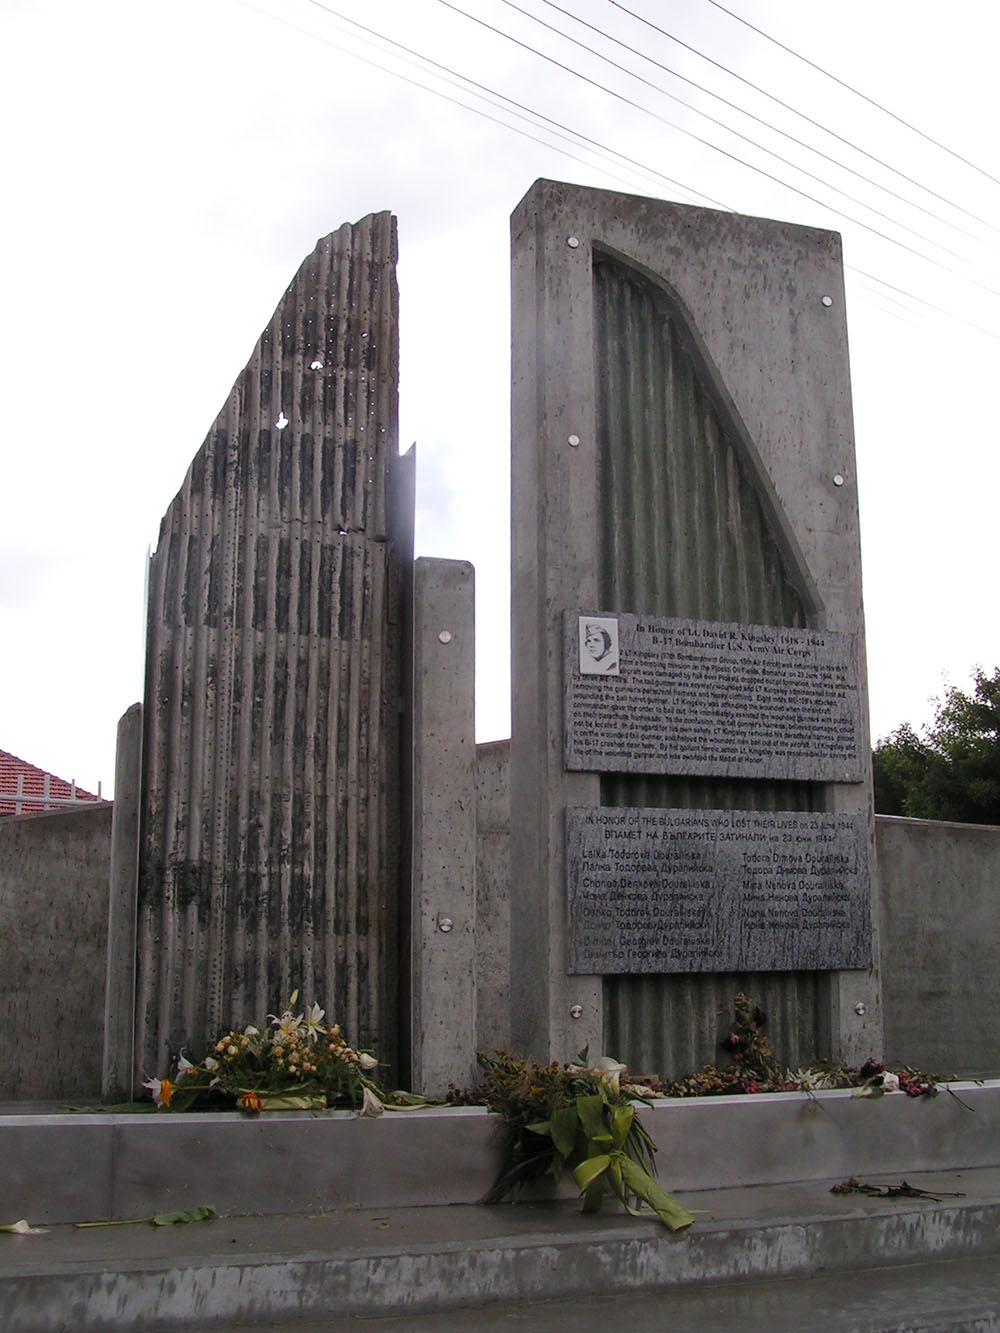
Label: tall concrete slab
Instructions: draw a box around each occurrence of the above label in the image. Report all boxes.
[103,703,142,1100]
[135,214,412,1082]
[511,180,880,1075]
[409,557,477,1096]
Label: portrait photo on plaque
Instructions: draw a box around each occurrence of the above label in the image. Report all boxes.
[579,616,620,675]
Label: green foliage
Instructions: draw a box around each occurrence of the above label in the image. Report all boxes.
[471,1051,693,1230]
[873,667,1000,825]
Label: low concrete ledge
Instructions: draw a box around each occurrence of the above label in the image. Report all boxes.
[5,1175,1000,1332]
[644,1081,1000,1191]
[3,1083,998,1225]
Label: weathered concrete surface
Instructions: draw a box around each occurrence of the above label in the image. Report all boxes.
[4,1083,998,1225]
[475,739,511,1057]
[103,703,142,1100]
[136,213,412,1084]
[410,557,478,1096]
[4,1169,1000,1332]
[510,179,880,1074]
[877,815,1000,1077]
[0,803,112,1099]
[229,1251,1000,1330]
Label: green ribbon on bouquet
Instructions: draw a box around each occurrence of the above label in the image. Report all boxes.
[570,1097,693,1232]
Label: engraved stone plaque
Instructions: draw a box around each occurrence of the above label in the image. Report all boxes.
[564,612,864,781]
[566,805,871,973]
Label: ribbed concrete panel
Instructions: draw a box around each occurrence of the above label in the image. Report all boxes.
[135,214,408,1081]
[595,254,828,1078]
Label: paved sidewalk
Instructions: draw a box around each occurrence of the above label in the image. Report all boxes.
[3,1167,1000,1331]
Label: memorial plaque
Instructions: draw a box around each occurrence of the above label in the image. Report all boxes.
[566,805,871,974]
[564,612,864,782]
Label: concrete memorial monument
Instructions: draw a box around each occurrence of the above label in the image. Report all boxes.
[107,214,414,1089]
[511,179,880,1078]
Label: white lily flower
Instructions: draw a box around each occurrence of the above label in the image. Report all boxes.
[176,1051,195,1078]
[204,1056,219,1072]
[570,1054,628,1095]
[358,1086,385,1118]
[304,1002,326,1042]
[358,1052,379,1071]
[268,1010,303,1045]
[0,1219,49,1235]
[244,1025,260,1038]
[882,1071,900,1093]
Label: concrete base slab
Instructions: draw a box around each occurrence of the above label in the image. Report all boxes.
[4,1083,998,1225]
[3,1169,1000,1332]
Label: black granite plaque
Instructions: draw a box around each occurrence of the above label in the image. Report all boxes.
[566,805,871,973]
[564,612,863,781]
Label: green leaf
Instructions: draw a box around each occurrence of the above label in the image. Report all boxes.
[618,1156,694,1232]
[257,1094,326,1111]
[573,1152,611,1193]
[549,1105,580,1160]
[607,1104,634,1151]
[152,1205,217,1226]
[525,1119,554,1138]
[575,1094,610,1145]
[580,1176,605,1213]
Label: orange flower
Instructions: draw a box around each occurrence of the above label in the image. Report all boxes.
[239,1092,263,1113]
[142,1076,173,1109]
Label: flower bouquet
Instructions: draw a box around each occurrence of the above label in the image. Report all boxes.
[143,992,390,1115]
[474,1050,693,1232]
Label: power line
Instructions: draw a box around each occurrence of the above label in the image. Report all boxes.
[438,0,1000,299]
[236,0,997,339]
[536,0,989,251]
[608,0,1000,238]
[241,0,724,208]
[293,0,727,208]
[705,0,1000,189]
[501,0,969,263]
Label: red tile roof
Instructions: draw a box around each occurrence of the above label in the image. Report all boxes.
[0,749,102,817]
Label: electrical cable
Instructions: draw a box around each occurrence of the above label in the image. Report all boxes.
[236,0,724,208]
[292,0,727,208]
[535,0,989,250]
[437,0,1000,299]
[235,0,998,339]
[608,0,1000,237]
[704,0,1000,189]
[500,0,967,262]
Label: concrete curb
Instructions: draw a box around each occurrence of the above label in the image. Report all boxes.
[3,1082,998,1225]
[3,1176,1000,1331]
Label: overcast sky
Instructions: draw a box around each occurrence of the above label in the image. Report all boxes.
[3,0,998,797]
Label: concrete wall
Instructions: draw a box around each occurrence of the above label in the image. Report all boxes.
[0,803,112,1099]
[877,815,1000,1077]
[463,743,1000,1079]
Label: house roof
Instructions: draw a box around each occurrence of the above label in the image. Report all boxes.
[0,749,102,817]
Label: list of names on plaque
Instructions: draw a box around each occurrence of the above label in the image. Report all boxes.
[564,612,863,781]
[566,805,871,974]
